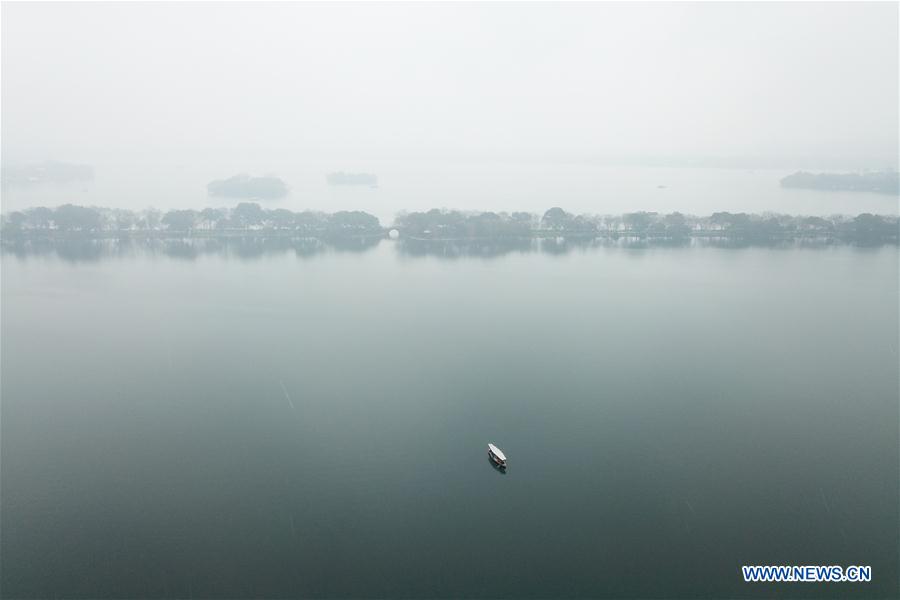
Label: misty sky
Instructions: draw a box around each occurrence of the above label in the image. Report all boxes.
[2,1,897,168]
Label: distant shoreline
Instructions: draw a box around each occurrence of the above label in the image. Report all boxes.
[2,204,897,246]
[780,170,899,195]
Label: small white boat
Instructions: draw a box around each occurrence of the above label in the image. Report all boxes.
[488,443,507,468]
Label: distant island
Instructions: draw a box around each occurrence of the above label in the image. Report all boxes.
[327,172,378,187]
[1,161,94,185]
[207,174,288,199]
[2,204,897,246]
[780,170,899,195]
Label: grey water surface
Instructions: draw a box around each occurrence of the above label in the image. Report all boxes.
[1,240,897,598]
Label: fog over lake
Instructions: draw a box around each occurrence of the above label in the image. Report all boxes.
[3,159,899,223]
[1,2,898,599]
[2,2,898,222]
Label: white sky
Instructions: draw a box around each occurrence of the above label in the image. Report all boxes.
[2,1,898,166]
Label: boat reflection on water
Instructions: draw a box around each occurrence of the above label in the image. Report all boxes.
[487,455,507,474]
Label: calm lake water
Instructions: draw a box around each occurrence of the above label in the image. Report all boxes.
[1,239,898,598]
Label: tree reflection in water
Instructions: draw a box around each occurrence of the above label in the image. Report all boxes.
[2,231,896,263]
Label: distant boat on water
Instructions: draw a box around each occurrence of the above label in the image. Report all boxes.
[488,443,507,468]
